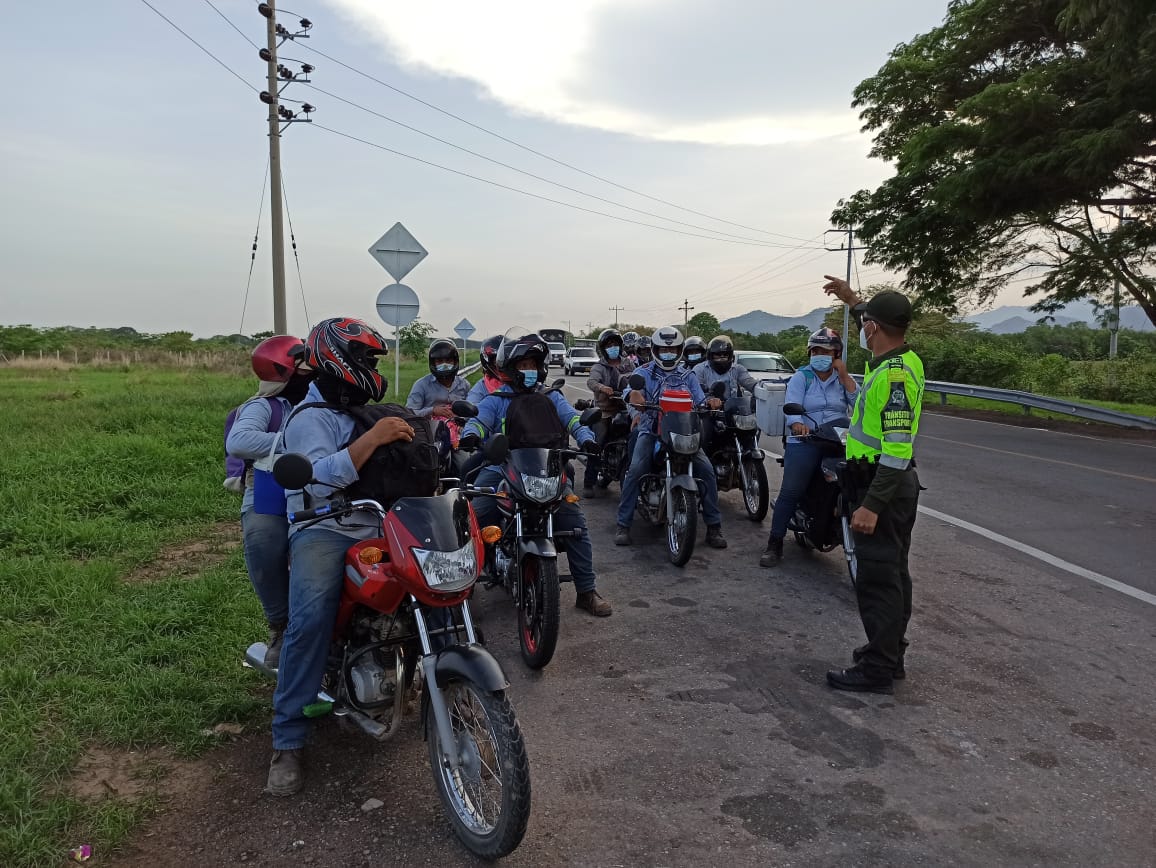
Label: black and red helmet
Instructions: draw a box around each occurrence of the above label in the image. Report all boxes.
[807,327,843,357]
[251,335,306,382]
[304,317,389,401]
[479,334,503,379]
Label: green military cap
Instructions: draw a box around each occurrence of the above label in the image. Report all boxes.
[861,290,913,328]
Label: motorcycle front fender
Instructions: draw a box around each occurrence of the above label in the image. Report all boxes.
[433,642,510,692]
[743,448,765,461]
[670,473,698,492]
[518,537,558,559]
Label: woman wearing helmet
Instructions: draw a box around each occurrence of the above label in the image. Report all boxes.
[467,334,505,404]
[406,338,470,419]
[226,335,313,669]
[682,336,707,370]
[761,327,857,568]
[267,317,417,797]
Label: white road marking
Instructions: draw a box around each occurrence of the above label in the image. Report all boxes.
[918,505,1156,608]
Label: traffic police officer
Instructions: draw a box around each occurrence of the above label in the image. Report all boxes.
[821,276,924,694]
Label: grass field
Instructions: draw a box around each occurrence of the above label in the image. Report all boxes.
[0,360,450,868]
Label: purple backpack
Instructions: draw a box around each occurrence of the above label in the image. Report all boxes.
[223,398,285,493]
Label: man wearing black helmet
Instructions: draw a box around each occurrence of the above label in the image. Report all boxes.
[406,339,470,419]
[584,328,636,496]
[820,276,925,697]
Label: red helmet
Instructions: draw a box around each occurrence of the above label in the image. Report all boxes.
[304,317,389,401]
[479,334,503,378]
[251,335,306,382]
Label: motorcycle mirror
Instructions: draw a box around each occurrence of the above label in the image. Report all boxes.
[783,402,806,415]
[618,373,632,390]
[628,373,646,390]
[710,381,727,399]
[574,398,591,411]
[485,433,510,464]
[451,400,478,418]
[272,452,314,489]
[579,407,603,427]
[551,378,566,389]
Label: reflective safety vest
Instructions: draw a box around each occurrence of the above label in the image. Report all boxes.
[846,349,925,470]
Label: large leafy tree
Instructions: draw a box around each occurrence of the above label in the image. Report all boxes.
[833,0,1156,326]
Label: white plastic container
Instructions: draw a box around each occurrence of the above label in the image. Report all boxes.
[754,379,789,438]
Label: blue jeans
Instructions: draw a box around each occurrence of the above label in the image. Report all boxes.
[272,528,351,750]
[473,468,598,593]
[616,432,722,528]
[769,441,824,540]
[241,509,290,626]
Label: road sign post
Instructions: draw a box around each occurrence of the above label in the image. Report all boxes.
[453,317,476,364]
[369,223,426,396]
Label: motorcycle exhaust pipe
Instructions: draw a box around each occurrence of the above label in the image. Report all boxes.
[243,642,277,679]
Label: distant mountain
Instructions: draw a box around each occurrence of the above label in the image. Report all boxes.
[964,302,1153,332]
[720,307,828,336]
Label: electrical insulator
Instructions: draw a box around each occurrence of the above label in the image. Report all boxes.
[299,18,312,29]
[301,64,314,74]
[301,103,315,114]
[257,3,272,19]
[258,48,272,61]
[259,91,276,105]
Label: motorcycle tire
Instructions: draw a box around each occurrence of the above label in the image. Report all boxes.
[517,555,560,669]
[741,457,770,522]
[668,488,698,567]
[427,681,532,859]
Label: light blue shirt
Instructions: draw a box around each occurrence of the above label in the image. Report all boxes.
[226,396,291,513]
[466,378,495,406]
[691,361,758,400]
[463,384,595,447]
[783,365,857,444]
[405,373,471,418]
[622,362,708,436]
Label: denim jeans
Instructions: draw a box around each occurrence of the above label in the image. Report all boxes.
[616,432,722,528]
[241,509,290,626]
[768,440,824,540]
[473,468,598,593]
[272,528,351,750]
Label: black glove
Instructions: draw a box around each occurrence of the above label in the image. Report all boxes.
[581,439,601,455]
[458,433,481,451]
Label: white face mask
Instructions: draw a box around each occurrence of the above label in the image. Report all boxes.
[859,322,873,352]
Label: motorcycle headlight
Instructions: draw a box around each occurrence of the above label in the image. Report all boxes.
[669,432,700,453]
[733,414,758,431]
[412,538,476,593]
[521,473,561,503]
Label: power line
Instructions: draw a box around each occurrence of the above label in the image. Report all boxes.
[303,83,805,248]
[298,41,814,244]
[201,0,259,48]
[239,159,271,334]
[137,0,257,92]
[694,232,827,295]
[279,167,312,329]
[310,123,819,248]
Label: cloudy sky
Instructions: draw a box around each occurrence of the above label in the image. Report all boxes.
[3,0,973,340]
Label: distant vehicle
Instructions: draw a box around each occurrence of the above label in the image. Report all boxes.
[547,342,566,368]
[735,351,794,375]
[539,328,568,347]
[563,346,597,376]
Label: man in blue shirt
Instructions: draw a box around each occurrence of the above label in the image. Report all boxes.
[614,326,727,549]
[460,330,612,617]
[406,339,470,419]
[267,318,415,798]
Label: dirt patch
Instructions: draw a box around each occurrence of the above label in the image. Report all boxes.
[68,744,214,804]
[123,520,241,583]
[925,405,1156,440]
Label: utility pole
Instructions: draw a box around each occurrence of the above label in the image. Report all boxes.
[679,299,694,328]
[1109,203,1124,359]
[824,227,867,361]
[609,306,624,329]
[256,3,314,335]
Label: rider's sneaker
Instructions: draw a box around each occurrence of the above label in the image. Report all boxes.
[706,524,728,549]
[614,525,632,546]
[575,590,612,617]
[264,623,287,670]
[759,536,784,567]
[266,748,304,796]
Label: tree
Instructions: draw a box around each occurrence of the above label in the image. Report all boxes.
[685,311,722,339]
[397,319,437,359]
[833,0,1156,327]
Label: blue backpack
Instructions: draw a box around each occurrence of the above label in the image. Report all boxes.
[223,397,285,493]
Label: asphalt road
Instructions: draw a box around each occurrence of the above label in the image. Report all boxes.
[114,371,1156,868]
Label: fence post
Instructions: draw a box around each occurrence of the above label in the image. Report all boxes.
[939,392,948,406]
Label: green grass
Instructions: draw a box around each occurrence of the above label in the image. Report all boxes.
[0,361,435,868]
[923,391,1156,422]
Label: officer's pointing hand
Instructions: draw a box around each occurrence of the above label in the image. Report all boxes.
[850,506,878,535]
[823,275,859,306]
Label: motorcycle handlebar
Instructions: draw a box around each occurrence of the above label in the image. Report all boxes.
[287,497,386,524]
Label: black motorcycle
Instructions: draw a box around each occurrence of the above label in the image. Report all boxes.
[703,384,770,521]
[775,402,858,585]
[574,375,632,490]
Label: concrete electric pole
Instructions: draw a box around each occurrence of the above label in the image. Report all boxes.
[824,227,867,362]
[679,299,694,328]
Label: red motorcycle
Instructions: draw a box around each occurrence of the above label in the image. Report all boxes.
[244,437,530,860]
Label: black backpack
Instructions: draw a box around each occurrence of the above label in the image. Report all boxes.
[503,390,568,449]
[294,402,440,505]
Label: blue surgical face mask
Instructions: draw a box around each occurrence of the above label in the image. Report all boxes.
[521,370,539,388]
[658,351,678,363]
[686,353,703,364]
[434,362,455,374]
[606,346,621,360]
[810,354,833,372]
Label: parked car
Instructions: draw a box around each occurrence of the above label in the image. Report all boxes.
[547,342,566,368]
[564,346,597,376]
[735,351,795,376]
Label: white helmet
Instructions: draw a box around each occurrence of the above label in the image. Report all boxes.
[650,326,685,372]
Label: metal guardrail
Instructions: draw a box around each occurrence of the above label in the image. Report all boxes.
[460,362,482,377]
[850,375,1156,430]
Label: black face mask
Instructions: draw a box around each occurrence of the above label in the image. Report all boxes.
[316,374,374,407]
[279,373,313,405]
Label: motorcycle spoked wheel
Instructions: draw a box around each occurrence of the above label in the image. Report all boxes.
[427,681,532,859]
[517,555,560,669]
[667,488,698,567]
[741,457,770,522]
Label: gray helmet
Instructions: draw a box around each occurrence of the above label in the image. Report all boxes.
[650,326,685,372]
[683,336,707,367]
